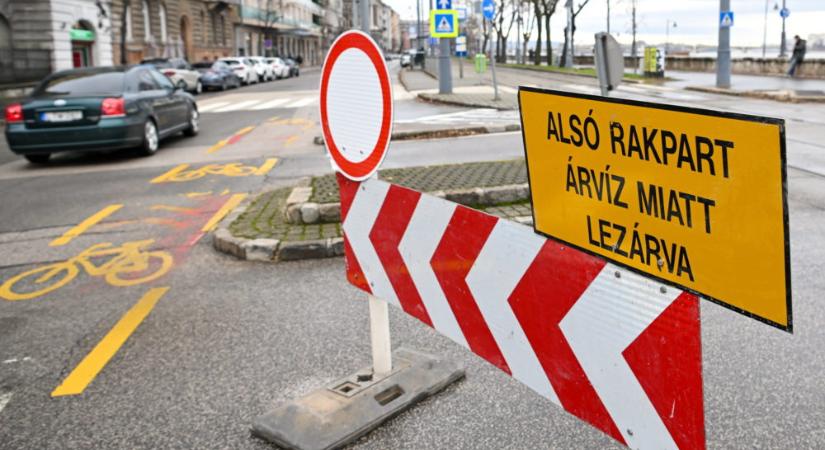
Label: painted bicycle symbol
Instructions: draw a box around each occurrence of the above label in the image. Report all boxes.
[151,159,278,184]
[0,239,173,301]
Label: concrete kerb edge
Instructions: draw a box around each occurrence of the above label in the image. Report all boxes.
[313,123,521,147]
[685,85,825,103]
[417,92,517,111]
[211,185,344,264]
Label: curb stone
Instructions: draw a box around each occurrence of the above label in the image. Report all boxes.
[313,124,520,147]
[211,188,345,263]
[685,85,825,103]
[286,182,530,225]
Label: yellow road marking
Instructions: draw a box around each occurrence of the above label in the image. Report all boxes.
[234,126,255,137]
[51,287,169,397]
[206,139,228,154]
[50,205,123,247]
[150,205,198,213]
[201,194,247,232]
[185,192,212,198]
[151,164,190,184]
[285,135,299,146]
[255,158,278,175]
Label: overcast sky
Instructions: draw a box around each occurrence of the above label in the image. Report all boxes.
[384,0,825,47]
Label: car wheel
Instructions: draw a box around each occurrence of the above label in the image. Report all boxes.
[176,80,187,91]
[138,120,160,156]
[183,108,199,137]
[195,80,203,95]
[24,154,50,164]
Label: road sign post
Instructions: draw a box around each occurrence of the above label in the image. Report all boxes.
[594,32,623,96]
[252,30,466,449]
[430,9,457,94]
[717,2,732,88]
[519,87,792,331]
[482,0,499,101]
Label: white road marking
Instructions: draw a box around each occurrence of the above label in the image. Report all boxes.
[211,100,262,112]
[398,194,468,349]
[196,101,230,112]
[560,263,680,449]
[466,219,561,406]
[0,392,12,415]
[285,97,317,108]
[249,98,291,110]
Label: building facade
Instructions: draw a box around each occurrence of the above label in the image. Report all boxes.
[109,0,240,64]
[0,0,115,83]
[236,0,326,66]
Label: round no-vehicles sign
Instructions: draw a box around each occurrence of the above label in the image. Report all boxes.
[320,30,393,181]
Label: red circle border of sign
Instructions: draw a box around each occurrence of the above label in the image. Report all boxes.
[319,31,393,181]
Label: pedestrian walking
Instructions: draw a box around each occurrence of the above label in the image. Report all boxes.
[787,35,807,77]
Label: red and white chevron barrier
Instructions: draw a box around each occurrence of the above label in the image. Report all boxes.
[338,175,706,450]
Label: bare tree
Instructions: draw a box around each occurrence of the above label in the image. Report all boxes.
[531,0,559,65]
[560,0,591,67]
[492,0,518,63]
[521,0,536,64]
[258,0,283,56]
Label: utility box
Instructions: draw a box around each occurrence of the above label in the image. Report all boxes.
[643,46,665,78]
[474,53,487,73]
[594,32,624,96]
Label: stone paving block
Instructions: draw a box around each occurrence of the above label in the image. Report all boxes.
[319,203,341,222]
[300,202,320,224]
[242,239,280,261]
[278,240,329,261]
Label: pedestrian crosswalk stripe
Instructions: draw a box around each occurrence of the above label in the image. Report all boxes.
[285,97,316,108]
[212,100,262,112]
[198,102,230,112]
[250,98,291,110]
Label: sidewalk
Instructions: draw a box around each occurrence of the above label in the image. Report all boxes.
[399,67,519,110]
[668,70,825,103]
[213,159,533,262]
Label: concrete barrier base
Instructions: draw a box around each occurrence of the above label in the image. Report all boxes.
[251,347,465,450]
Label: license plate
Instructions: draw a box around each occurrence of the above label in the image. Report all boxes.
[41,111,83,122]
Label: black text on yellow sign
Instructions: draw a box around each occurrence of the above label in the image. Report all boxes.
[518,87,791,332]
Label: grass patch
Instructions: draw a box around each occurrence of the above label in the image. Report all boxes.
[502,63,649,81]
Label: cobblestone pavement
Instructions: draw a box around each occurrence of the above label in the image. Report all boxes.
[311,159,528,204]
[230,160,533,242]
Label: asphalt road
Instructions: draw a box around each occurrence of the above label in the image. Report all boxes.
[1,66,824,449]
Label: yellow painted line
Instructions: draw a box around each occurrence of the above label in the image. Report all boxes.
[151,164,190,184]
[234,126,255,137]
[50,204,123,247]
[51,287,169,397]
[201,193,247,232]
[206,139,228,154]
[150,205,198,213]
[255,158,279,175]
[185,191,213,198]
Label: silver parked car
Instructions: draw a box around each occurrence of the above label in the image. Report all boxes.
[141,57,203,94]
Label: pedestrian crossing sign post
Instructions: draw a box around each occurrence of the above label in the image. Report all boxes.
[430,10,458,38]
[720,11,734,28]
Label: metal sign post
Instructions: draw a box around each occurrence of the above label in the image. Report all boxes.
[482,0,499,101]
[594,32,624,96]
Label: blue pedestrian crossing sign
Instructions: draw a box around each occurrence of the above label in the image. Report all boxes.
[430,10,458,38]
[720,11,734,28]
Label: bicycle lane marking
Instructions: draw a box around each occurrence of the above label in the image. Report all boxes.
[149,158,278,184]
[49,204,124,247]
[51,286,170,397]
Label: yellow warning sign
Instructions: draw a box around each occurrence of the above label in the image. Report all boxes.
[519,87,791,331]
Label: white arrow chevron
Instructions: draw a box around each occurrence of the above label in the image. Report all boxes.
[560,263,681,450]
[398,194,469,349]
[466,219,562,406]
[341,178,400,308]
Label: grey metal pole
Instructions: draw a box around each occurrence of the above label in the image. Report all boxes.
[779,0,787,57]
[438,37,453,94]
[360,0,370,34]
[488,18,500,100]
[716,0,731,88]
[516,2,522,64]
[762,0,769,58]
[416,0,422,51]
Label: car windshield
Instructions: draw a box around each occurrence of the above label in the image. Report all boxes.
[34,71,125,97]
[222,59,241,65]
[192,62,212,69]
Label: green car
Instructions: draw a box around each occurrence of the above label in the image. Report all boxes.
[4,65,199,164]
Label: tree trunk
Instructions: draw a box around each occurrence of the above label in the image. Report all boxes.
[545,13,552,65]
[533,2,542,65]
[495,37,500,64]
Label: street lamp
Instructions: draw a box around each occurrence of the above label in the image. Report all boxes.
[665,19,677,55]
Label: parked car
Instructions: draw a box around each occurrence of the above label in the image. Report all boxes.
[266,57,290,79]
[140,57,203,94]
[248,56,274,82]
[218,57,257,85]
[400,53,412,68]
[4,66,199,163]
[284,58,300,77]
[192,60,241,91]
